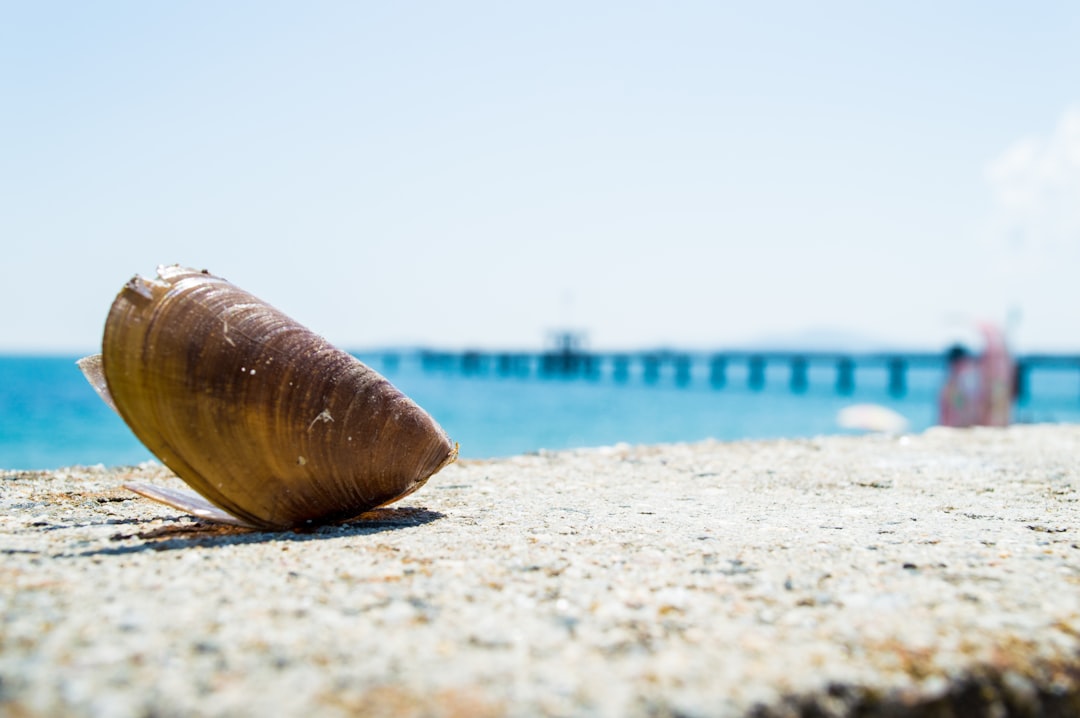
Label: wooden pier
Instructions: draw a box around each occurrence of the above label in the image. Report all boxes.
[412,349,1080,400]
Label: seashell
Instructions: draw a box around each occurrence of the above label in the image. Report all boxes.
[78,265,457,530]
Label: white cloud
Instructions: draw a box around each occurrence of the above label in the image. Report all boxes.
[981,107,1080,349]
[986,106,1080,258]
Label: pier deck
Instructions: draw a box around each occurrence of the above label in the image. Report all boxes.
[414,349,1080,399]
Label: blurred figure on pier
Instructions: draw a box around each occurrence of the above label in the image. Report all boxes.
[938,345,981,427]
[938,323,1015,427]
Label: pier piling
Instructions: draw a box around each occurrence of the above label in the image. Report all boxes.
[790,356,808,393]
[710,356,727,388]
[887,357,907,397]
[748,356,766,391]
[675,355,692,386]
[643,355,661,384]
[836,358,855,394]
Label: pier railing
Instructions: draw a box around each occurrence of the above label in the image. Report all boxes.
[408,349,1080,400]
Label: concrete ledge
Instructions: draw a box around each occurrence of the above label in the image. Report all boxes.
[3,425,1080,716]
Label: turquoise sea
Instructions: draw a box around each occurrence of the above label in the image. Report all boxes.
[1,353,1078,470]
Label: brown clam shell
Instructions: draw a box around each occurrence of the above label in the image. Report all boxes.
[92,265,456,530]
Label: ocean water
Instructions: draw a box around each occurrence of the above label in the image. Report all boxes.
[1,353,1078,470]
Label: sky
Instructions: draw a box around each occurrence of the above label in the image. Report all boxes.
[3,2,1080,354]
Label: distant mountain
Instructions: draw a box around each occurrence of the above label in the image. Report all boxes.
[735,327,909,353]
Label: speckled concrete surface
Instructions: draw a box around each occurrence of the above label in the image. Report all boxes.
[3,425,1080,717]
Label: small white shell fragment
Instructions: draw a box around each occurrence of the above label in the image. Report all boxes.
[124,481,257,528]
